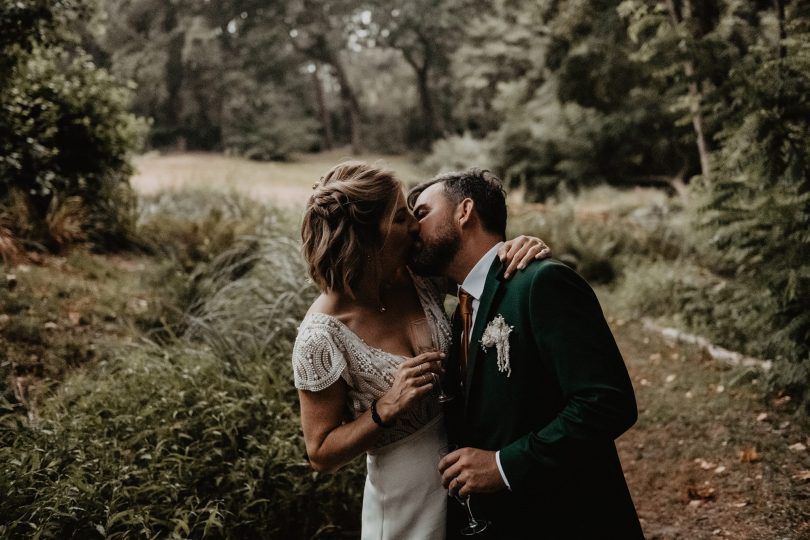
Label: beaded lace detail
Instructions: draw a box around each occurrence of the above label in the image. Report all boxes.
[292,273,450,449]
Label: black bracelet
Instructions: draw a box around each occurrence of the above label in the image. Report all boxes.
[370,399,393,428]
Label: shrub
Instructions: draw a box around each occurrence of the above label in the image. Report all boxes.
[0,0,145,253]
[221,79,319,161]
[690,14,810,416]
[422,132,493,175]
[508,186,688,284]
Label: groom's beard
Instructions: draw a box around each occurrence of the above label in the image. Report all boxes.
[409,224,461,277]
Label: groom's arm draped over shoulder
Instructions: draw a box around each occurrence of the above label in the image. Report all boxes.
[497,259,638,492]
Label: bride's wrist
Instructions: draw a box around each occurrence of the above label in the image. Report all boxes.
[373,398,396,426]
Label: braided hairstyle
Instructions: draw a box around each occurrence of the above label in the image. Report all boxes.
[302,161,401,296]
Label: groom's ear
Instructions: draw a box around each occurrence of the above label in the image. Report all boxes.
[456,198,475,228]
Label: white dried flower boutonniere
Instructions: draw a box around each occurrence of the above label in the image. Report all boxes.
[479,314,513,377]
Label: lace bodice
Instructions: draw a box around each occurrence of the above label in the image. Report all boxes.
[292,273,451,449]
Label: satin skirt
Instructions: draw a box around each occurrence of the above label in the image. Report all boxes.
[361,414,447,540]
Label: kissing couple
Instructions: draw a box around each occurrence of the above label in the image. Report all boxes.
[292,162,644,539]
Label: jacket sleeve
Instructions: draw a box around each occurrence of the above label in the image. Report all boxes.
[497,261,638,492]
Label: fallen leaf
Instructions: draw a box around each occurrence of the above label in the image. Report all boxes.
[739,448,760,463]
[756,412,768,422]
[788,442,807,452]
[665,374,676,383]
[773,395,792,408]
[714,465,726,474]
[43,321,58,330]
[792,470,810,482]
[730,501,748,508]
[687,485,716,501]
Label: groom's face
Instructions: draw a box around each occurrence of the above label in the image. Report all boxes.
[409,183,461,276]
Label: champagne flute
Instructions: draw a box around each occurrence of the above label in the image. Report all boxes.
[408,318,453,403]
[438,444,489,536]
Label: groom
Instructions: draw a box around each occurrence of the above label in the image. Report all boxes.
[408,169,644,539]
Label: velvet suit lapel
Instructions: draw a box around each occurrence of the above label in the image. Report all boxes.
[463,257,504,412]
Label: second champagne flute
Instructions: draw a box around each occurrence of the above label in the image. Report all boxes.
[438,443,489,536]
[408,318,454,403]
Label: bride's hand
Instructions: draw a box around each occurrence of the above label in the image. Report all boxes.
[499,235,551,279]
[376,351,445,423]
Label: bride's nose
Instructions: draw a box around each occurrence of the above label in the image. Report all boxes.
[407,213,420,235]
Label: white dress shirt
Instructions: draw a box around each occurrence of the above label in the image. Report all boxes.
[458,241,512,490]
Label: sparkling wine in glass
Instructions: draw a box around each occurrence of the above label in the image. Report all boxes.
[409,318,453,403]
[438,444,489,536]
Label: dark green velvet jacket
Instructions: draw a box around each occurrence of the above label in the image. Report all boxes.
[444,257,644,539]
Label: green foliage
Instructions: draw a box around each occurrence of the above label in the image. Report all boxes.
[691,9,810,413]
[0,345,363,538]
[222,78,320,161]
[509,186,688,284]
[0,200,365,538]
[422,132,493,175]
[0,0,146,251]
[447,0,692,201]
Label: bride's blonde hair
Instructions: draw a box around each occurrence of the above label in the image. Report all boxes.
[302,161,401,296]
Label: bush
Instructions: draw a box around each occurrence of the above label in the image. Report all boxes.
[508,186,688,284]
[0,42,145,251]
[422,132,493,175]
[221,78,319,161]
[689,14,810,416]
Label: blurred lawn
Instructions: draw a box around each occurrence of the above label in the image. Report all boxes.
[131,149,431,205]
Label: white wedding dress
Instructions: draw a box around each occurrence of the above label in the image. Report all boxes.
[292,273,451,540]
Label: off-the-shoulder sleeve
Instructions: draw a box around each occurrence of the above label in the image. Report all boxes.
[292,325,348,392]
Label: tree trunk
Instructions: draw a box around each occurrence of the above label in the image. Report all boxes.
[403,47,440,149]
[665,0,712,180]
[329,54,363,154]
[162,4,184,138]
[311,65,334,150]
[400,29,445,149]
[774,0,786,59]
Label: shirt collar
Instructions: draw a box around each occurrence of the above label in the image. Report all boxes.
[459,242,504,301]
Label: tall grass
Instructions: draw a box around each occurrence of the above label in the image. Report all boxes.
[1,189,365,538]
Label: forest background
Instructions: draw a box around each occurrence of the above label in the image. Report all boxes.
[1,0,809,538]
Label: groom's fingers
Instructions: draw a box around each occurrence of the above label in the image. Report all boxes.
[438,449,461,476]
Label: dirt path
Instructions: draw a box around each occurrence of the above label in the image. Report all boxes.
[611,319,810,539]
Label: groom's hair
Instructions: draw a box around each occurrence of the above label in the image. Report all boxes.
[407,168,507,238]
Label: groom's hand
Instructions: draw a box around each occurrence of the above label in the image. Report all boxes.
[438,447,506,497]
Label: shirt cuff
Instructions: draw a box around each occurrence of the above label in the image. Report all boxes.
[495,450,512,491]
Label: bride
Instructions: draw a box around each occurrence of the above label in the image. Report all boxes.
[291,161,548,539]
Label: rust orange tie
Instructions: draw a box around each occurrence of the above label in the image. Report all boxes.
[458,289,474,376]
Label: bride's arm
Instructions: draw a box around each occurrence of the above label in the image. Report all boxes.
[299,351,445,473]
[299,382,380,472]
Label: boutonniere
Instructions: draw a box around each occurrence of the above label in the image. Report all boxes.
[479,314,513,377]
